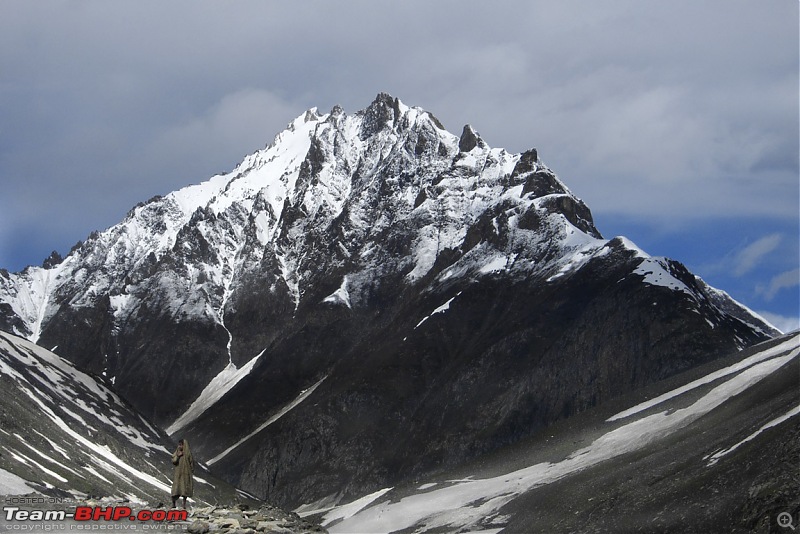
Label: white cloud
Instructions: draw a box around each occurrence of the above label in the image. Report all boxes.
[143,88,304,188]
[732,234,782,277]
[757,268,800,302]
[148,88,301,171]
[756,310,800,335]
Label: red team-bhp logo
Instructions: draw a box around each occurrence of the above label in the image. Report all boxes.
[72,506,187,522]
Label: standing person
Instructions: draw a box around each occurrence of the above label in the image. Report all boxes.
[171,439,194,509]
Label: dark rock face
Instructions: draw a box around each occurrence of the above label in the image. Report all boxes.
[198,241,771,508]
[0,94,779,510]
[458,124,484,153]
[0,301,29,338]
[42,250,64,269]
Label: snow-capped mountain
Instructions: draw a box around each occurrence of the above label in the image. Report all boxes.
[0,329,240,504]
[0,93,780,509]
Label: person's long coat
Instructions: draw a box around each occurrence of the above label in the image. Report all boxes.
[171,441,194,497]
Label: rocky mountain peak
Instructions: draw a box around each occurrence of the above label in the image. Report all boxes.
[0,94,781,512]
[41,250,64,269]
[358,91,402,138]
[458,124,485,152]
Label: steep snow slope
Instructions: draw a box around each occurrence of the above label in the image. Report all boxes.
[0,330,239,504]
[0,108,323,339]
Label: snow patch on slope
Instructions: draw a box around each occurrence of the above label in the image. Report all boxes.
[634,257,692,295]
[415,292,462,330]
[323,277,352,309]
[208,376,328,465]
[706,404,799,466]
[319,487,394,525]
[167,349,266,435]
[608,333,800,421]
[0,467,37,495]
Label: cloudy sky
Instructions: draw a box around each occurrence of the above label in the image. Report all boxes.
[1,1,797,331]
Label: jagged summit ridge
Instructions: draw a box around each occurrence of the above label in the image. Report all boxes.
[50,96,568,305]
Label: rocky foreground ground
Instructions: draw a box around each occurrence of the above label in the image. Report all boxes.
[184,503,327,534]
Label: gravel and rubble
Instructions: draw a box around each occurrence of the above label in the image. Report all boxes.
[185,503,327,534]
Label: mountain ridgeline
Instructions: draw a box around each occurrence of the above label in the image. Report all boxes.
[0,93,778,507]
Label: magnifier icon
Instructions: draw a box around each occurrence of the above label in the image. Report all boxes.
[779,512,796,530]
